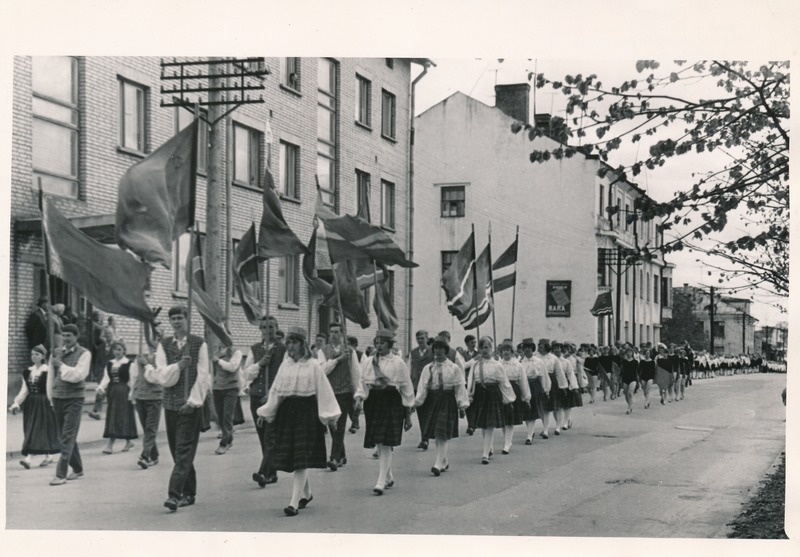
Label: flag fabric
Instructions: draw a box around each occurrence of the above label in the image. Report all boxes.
[186,231,233,347]
[302,225,336,300]
[441,233,492,330]
[590,291,614,316]
[231,223,262,326]
[373,272,399,331]
[492,238,517,293]
[116,120,198,268]
[258,168,308,259]
[332,260,371,329]
[42,198,156,325]
[462,245,493,329]
[316,191,417,268]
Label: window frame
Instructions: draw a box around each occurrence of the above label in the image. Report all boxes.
[118,77,148,154]
[441,251,458,275]
[173,232,205,295]
[277,255,300,307]
[440,185,466,218]
[317,58,339,211]
[380,179,395,230]
[232,122,262,189]
[381,88,396,141]
[282,57,301,92]
[355,74,372,128]
[356,169,371,220]
[279,140,300,199]
[175,106,209,173]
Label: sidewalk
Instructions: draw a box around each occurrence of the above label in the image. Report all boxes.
[6,383,258,459]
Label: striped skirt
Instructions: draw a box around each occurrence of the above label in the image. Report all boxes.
[525,377,547,421]
[363,387,406,448]
[273,395,328,472]
[503,381,526,426]
[421,389,459,441]
[468,383,505,429]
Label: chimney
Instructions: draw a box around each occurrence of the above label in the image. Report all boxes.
[495,83,530,124]
[534,113,552,130]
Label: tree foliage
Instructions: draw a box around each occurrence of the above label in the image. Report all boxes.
[661,290,709,349]
[511,60,789,295]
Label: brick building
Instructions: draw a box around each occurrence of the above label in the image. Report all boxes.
[7,56,432,399]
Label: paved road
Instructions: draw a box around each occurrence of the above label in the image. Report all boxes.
[4,374,787,537]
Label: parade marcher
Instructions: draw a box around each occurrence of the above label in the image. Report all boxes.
[498,340,530,454]
[319,322,360,470]
[414,336,469,476]
[354,329,415,495]
[9,344,59,469]
[520,338,549,444]
[541,340,568,437]
[347,335,363,433]
[654,343,673,404]
[242,316,286,487]
[98,339,138,454]
[638,345,656,409]
[409,329,434,450]
[46,324,90,486]
[256,327,340,516]
[619,346,640,415]
[597,346,614,401]
[583,346,599,403]
[562,343,583,429]
[675,347,688,401]
[144,306,211,512]
[457,335,478,373]
[313,333,327,361]
[211,344,243,455]
[467,337,516,464]
[132,345,163,469]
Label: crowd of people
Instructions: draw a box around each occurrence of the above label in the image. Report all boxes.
[9,302,786,517]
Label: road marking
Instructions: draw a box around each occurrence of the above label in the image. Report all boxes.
[674,426,714,432]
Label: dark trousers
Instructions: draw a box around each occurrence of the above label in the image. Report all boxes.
[249,395,275,478]
[92,391,104,413]
[164,407,202,499]
[348,400,360,428]
[52,398,83,479]
[329,392,352,462]
[135,399,162,462]
[213,388,239,447]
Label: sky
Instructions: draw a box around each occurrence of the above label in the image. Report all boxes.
[411,58,787,327]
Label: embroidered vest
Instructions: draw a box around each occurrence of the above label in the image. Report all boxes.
[52,345,88,399]
[213,357,239,391]
[410,347,433,390]
[106,360,131,384]
[161,335,204,411]
[322,344,352,394]
[132,362,163,401]
[23,367,48,395]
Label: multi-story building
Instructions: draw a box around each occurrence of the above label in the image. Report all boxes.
[678,285,758,355]
[7,56,432,399]
[413,84,672,346]
[755,323,787,361]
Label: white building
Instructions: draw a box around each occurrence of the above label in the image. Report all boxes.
[412,84,673,346]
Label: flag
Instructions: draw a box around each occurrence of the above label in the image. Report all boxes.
[116,120,198,268]
[42,198,156,325]
[258,168,308,259]
[590,291,614,316]
[186,231,233,347]
[231,223,262,326]
[316,190,417,268]
[462,245,493,329]
[441,233,492,330]
[332,260,371,328]
[302,225,335,300]
[492,238,517,293]
[373,273,399,331]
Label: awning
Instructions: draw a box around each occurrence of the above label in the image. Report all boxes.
[15,214,116,244]
[590,291,614,316]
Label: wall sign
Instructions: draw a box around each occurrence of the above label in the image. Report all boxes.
[546,280,572,317]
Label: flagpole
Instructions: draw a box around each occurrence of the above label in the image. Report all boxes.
[332,262,349,343]
[37,180,56,358]
[471,224,480,343]
[372,259,383,327]
[488,223,497,344]
[185,222,197,402]
[510,225,519,343]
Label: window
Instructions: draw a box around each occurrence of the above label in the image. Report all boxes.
[279,141,299,198]
[441,251,458,274]
[317,58,338,209]
[625,203,630,230]
[640,324,644,343]
[654,276,660,305]
[381,89,396,140]
[278,255,299,305]
[599,185,605,217]
[441,186,465,217]
[597,250,608,287]
[355,75,371,127]
[283,57,301,91]
[119,78,147,153]
[32,56,79,197]
[385,58,394,69]
[233,123,262,188]
[624,321,629,343]
[173,233,204,293]
[713,321,725,339]
[356,170,371,221]
[625,267,629,294]
[381,180,395,229]
[616,197,621,227]
[639,269,644,299]
[646,272,650,302]
[176,107,209,172]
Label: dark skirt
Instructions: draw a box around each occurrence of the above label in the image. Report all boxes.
[363,387,406,448]
[103,383,138,439]
[421,389,459,441]
[504,381,526,426]
[545,374,568,411]
[273,395,328,472]
[569,388,583,408]
[525,377,547,421]
[21,393,60,455]
[417,394,433,438]
[468,383,505,429]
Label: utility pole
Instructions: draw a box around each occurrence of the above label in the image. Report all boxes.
[741,312,746,354]
[708,285,715,355]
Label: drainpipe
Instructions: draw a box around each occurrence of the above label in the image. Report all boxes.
[406,60,432,356]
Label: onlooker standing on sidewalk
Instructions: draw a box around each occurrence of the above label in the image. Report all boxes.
[9,344,60,469]
[132,346,163,469]
[98,339,137,454]
[211,344,243,455]
[46,324,90,486]
[25,297,52,351]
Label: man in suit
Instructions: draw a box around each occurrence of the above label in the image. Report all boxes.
[25,297,52,351]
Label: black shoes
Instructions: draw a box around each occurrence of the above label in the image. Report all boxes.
[164,497,179,512]
[431,466,441,477]
[284,506,298,516]
[327,460,338,472]
[298,494,313,509]
[418,440,429,450]
[178,495,195,507]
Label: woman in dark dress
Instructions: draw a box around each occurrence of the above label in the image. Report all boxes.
[654,343,674,404]
[98,340,137,454]
[638,344,656,409]
[619,347,640,415]
[9,345,59,468]
[583,345,600,403]
[257,327,340,516]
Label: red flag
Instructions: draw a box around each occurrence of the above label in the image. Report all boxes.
[187,231,233,347]
[43,198,155,325]
[258,168,308,259]
[116,120,198,268]
[231,223,262,326]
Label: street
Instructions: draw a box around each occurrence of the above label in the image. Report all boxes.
[5,373,786,537]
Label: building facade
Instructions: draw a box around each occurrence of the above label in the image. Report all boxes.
[7,56,428,399]
[413,85,672,347]
[678,285,758,355]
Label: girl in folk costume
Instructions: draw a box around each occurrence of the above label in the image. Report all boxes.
[619,346,640,415]
[541,340,569,437]
[561,343,583,430]
[414,336,469,476]
[354,329,415,495]
[98,340,137,454]
[466,337,516,464]
[9,345,60,468]
[654,343,674,404]
[637,344,656,409]
[256,327,340,516]
[498,340,530,454]
[520,339,550,444]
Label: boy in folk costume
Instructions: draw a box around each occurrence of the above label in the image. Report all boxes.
[408,329,434,450]
[211,344,243,455]
[144,306,211,511]
[132,344,163,469]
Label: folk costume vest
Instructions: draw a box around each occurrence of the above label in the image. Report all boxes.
[161,335,204,411]
[322,344,353,394]
[106,360,132,384]
[23,366,48,395]
[52,345,88,399]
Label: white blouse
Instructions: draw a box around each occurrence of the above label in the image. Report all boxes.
[355,352,415,407]
[500,358,531,402]
[561,356,578,389]
[13,364,49,406]
[466,357,516,404]
[256,357,341,425]
[543,353,568,389]
[414,359,470,410]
